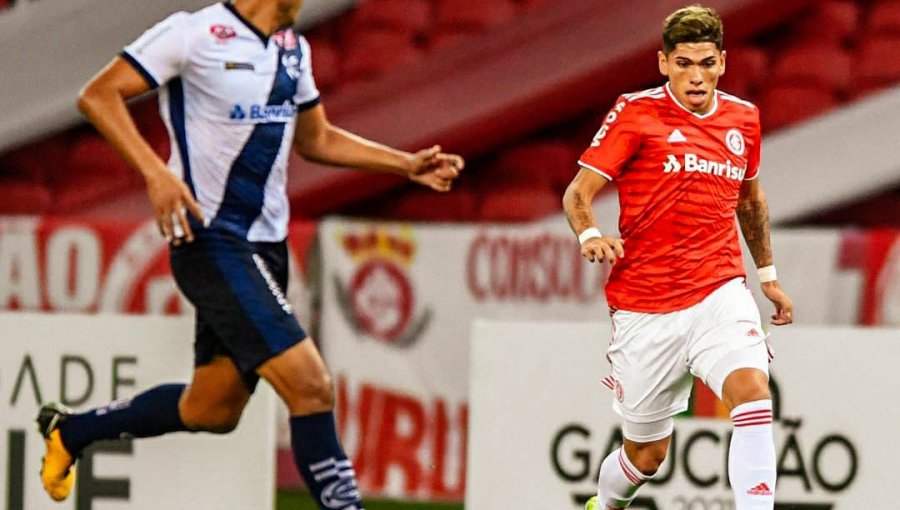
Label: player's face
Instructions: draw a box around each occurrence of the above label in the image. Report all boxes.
[658,42,725,114]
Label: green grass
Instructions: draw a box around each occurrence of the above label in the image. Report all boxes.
[277,490,464,510]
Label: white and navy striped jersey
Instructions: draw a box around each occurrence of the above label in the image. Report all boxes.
[122,1,320,242]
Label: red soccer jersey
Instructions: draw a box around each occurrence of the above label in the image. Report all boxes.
[578,84,761,313]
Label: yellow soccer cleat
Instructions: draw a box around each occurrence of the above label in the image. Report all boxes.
[36,403,77,501]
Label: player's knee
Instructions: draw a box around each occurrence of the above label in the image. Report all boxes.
[630,443,668,476]
[722,368,771,410]
[180,400,245,433]
[292,371,335,410]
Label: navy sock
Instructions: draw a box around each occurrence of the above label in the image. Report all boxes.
[290,412,364,510]
[59,384,189,456]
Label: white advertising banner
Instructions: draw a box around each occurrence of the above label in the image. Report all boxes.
[0,313,276,510]
[0,216,315,319]
[318,218,857,501]
[468,321,900,509]
[319,218,615,499]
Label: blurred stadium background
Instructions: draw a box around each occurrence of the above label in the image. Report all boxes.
[1,0,899,508]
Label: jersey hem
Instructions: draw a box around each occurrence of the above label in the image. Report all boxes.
[120,50,160,89]
[607,273,745,314]
[296,96,321,112]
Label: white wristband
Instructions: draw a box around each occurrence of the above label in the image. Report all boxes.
[757,265,777,283]
[578,227,602,245]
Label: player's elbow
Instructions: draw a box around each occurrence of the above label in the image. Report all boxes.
[293,129,329,162]
[76,81,106,118]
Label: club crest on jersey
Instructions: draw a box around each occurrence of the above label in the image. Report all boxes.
[726,128,746,156]
[282,53,302,81]
[210,24,237,42]
[273,30,298,50]
[662,153,746,181]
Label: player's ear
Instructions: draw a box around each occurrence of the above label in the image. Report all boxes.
[657,50,669,77]
[719,49,726,77]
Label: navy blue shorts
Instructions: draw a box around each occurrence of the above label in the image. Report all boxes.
[169,229,307,391]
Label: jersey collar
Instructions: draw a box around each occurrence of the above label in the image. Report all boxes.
[222,1,269,46]
[665,82,719,119]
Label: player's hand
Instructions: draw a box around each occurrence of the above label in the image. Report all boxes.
[408,145,465,192]
[761,281,793,326]
[144,167,204,246]
[581,237,624,264]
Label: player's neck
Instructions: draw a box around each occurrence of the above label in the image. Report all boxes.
[231,0,296,37]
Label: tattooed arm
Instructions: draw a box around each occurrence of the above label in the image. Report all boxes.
[737,178,794,325]
[563,168,624,264]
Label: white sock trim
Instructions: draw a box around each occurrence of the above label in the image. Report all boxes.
[730,399,773,428]
[618,448,648,486]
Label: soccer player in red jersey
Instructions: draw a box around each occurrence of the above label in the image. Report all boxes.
[563,6,793,510]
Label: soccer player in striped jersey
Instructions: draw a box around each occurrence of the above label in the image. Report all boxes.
[563,6,793,510]
[35,1,462,508]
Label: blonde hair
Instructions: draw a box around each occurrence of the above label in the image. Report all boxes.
[662,5,723,54]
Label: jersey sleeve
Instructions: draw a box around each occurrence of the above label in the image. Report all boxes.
[294,36,321,111]
[744,109,762,180]
[121,12,191,89]
[577,96,642,181]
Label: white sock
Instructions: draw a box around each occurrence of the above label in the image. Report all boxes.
[596,448,650,509]
[729,400,776,510]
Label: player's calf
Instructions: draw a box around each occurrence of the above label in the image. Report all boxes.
[591,421,672,509]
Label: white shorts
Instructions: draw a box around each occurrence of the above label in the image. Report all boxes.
[606,277,770,426]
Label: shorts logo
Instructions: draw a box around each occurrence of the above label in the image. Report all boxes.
[602,376,625,403]
[726,128,745,156]
[334,227,431,348]
[747,328,761,338]
[747,482,773,496]
[252,254,294,315]
[210,24,237,42]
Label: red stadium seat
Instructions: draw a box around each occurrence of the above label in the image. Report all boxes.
[489,141,578,194]
[306,38,342,92]
[345,0,432,36]
[434,0,516,31]
[868,0,900,35]
[772,44,852,93]
[53,135,138,213]
[341,30,424,83]
[515,0,556,11]
[858,35,900,88]
[718,46,768,99]
[477,186,559,222]
[794,1,860,44]
[758,85,838,131]
[0,139,68,185]
[428,28,478,50]
[129,98,171,159]
[375,186,478,221]
[0,180,52,214]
